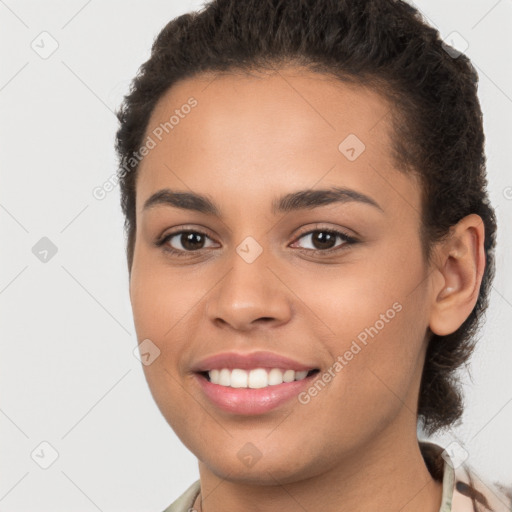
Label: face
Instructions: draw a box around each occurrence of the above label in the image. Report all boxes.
[129,66,434,484]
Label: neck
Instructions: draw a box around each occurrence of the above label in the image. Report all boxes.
[195,418,443,512]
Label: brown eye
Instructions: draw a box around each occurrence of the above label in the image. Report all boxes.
[159,230,217,254]
[178,232,206,251]
[307,231,337,250]
[293,229,355,252]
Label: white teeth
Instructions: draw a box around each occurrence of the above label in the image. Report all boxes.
[268,368,284,386]
[219,368,231,386]
[230,369,248,388]
[206,368,311,388]
[209,369,220,384]
[283,369,295,383]
[295,370,308,380]
[248,368,268,389]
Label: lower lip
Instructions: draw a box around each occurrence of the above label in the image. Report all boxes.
[195,373,317,415]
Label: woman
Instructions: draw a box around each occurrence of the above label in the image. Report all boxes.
[115,0,511,510]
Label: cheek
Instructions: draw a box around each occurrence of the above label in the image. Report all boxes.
[140,362,200,452]
[351,228,423,313]
[130,258,203,343]
[293,236,428,402]
[292,243,426,345]
[296,300,428,458]
[129,258,207,404]
[130,267,195,430]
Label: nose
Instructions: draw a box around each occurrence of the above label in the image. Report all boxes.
[205,247,293,332]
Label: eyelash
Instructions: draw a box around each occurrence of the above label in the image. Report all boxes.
[155,226,358,258]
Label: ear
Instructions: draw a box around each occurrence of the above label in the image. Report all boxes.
[429,214,486,336]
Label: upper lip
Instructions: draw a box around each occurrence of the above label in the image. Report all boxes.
[191,351,318,372]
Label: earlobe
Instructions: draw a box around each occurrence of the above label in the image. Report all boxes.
[429,214,486,336]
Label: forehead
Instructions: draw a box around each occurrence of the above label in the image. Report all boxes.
[135,66,418,217]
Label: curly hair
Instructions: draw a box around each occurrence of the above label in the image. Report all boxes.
[115,0,497,435]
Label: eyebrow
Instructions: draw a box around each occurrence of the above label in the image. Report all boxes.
[142,187,383,216]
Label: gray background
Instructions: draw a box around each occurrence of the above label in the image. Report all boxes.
[1,0,511,510]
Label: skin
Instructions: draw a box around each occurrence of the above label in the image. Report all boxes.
[129,66,485,512]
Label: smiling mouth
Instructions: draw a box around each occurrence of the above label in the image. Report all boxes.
[198,368,320,389]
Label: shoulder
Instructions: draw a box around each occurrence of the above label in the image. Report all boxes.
[451,463,512,512]
[420,440,512,512]
[161,480,201,512]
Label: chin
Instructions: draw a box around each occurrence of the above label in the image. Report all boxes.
[194,439,330,486]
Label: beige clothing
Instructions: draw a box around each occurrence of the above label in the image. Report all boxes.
[162,442,512,511]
